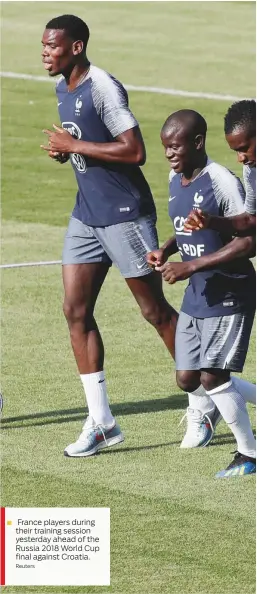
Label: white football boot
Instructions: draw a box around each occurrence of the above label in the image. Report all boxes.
[180,406,222,448]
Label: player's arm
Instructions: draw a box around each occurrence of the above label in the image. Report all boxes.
[41,125,145,165]
[147,236,178,268]
[184,235,255,271]
[184,208,256,236]
[158,168,255,284]
[41,76,147,165]
[75,127,146,164]
[157,235,255,284]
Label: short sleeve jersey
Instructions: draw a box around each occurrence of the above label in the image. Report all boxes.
[56,65,155,227]
[243,164,256,215]
[168,159,255,318]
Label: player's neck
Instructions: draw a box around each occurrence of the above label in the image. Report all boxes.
[181,154,208,186]
[64,60,91,91]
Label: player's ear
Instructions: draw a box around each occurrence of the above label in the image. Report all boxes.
[72,40,84,56]
[195,134,204,150]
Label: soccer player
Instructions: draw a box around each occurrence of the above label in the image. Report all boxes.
[148,109,256,477]
[178,100,256,448]
[184,100,256,235]
[40,14,184,457]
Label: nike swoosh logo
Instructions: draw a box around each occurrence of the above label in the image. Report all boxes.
[169,196,176,201]
[58,102,62,106]
[137,263,145,269]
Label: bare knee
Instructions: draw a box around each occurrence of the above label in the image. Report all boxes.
[200,370,230,392]
[63,298,93,330]
[141,302,171,328]
[176,370,200,393]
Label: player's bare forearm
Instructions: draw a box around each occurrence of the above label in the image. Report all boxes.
[157,236,255,285]
[72,136,145,165]
[189,236,256,274]
[71,141,145,164]
[184,208,256,237]
[161,236,179,257]
[206,213,256,237]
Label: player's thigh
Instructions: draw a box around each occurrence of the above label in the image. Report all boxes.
[175,312,202,370]
[200,311,255,372]
[62,216,111,308]
[95,214,177,314]
[62,263,110,312]
[62,216,112,268]
[95,214,159,278]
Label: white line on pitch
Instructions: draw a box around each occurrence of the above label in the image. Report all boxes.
[0,71,248,102]
[0,260,61,269]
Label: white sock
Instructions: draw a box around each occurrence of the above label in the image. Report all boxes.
[80,371,115,427]
[206,380,256,458]
[188,377,256,417]
[188,384,215,415]
[232,376,256,405]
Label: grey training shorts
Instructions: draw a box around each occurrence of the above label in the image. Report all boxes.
[175,310,255,372]
[62,215,159,277]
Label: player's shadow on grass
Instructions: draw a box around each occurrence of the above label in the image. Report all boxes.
[0,393,189,429]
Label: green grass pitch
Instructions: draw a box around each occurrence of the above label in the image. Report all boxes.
[1,2,256,594]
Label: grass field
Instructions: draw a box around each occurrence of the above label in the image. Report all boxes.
[1,2,256,594]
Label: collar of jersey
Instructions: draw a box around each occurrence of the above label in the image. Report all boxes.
[179,157,213,187]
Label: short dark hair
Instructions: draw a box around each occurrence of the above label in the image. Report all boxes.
[162,109,207,139]
[224,99,256,136]
[46,14,90,47]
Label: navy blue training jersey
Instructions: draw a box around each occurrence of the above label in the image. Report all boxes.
[168,159,256,318]
[55,65,156,226]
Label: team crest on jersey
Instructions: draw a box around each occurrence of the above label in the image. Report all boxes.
[193,191,204,208]
[62,121,87,174]
[75,96,83,116]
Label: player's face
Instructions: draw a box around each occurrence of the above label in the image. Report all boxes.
[161,128,197,173]
[226,128,256,167]
[41,29,74,76]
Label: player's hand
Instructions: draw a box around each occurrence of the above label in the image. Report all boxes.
[40,125,77,154]
[184,209,210,232]
[48,150,70,164]
[155,261,193,284]
[146,248,168,269]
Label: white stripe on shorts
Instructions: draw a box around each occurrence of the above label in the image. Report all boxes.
[223,315,245,368]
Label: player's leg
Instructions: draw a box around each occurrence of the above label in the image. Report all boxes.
[95,216,218,438]
[126,271,178,357]
[62,217,124,457]
[199,312,256,477]
[128,277,221,445]
[231,376,256,404]
[63,262,109,373]
[175,313,219,448]
[95,215,178,355]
